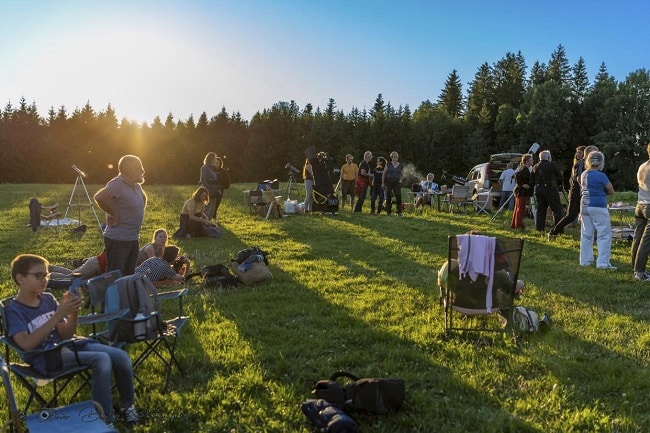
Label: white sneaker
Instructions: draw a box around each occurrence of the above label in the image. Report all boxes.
[597,265,617,271]
[121,406,139,424]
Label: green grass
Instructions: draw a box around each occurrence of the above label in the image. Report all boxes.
[1,184,649,432]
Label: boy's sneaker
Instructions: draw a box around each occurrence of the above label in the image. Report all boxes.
[106,422,118,432]
[634,271,650,281]
[121,406,139,424]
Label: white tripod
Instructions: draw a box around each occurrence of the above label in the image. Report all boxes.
[64,165,104,232]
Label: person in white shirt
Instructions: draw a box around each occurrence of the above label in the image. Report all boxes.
[498,163,516,210]
[415,173,440,208]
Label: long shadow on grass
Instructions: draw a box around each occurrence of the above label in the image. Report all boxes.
[209,215,542,432]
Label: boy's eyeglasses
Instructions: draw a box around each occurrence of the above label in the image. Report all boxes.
[26,272,51,281]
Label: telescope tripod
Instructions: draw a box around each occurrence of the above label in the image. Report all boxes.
[64,174,103,232]
[285,174,303,201]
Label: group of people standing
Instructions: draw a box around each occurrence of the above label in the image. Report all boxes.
[510,146,618,271]
[319,151,406,216]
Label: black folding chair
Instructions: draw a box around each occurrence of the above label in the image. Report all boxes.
[439,235,524,338]
[103,274,189,393]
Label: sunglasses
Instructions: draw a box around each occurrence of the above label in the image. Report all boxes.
[26,272,51,281]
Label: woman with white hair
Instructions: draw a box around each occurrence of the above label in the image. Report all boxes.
[580,151,616,269]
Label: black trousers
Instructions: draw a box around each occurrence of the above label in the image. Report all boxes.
[550,186,579,235]
[534,186,564,231]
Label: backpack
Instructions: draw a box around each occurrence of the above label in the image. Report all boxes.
[312,371,405,415]
[185,264,240,288]
[104,274,164,342]
[231,246,270,266]
[512,306,540,333]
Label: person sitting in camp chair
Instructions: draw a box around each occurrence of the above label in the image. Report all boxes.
[5,254,138,429]
[134,245,190,287]
[28,198,61,232]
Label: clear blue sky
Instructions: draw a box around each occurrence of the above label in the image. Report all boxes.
[1,0,648,124]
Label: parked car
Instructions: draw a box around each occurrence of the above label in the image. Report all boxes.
[465,153,522,207]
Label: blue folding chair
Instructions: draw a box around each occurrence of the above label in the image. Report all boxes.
[2,353,114,433]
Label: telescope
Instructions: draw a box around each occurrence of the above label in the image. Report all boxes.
[284,163,301,175]
[72,165,86,177]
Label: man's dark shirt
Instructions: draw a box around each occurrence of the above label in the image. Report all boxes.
[531,160,563,188]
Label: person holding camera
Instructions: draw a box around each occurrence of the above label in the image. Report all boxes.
[5,254,138,428]
[212,157,230,221]
[199,152,220,221]
[354,151,373,212]
[135,245,190,286]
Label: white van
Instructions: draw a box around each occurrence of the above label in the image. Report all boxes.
[465,153,522,205]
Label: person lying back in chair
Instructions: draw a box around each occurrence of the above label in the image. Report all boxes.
[5,254,138,428]
[48,249,107,284]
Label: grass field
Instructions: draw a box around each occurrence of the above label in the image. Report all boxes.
[1,183,649,432]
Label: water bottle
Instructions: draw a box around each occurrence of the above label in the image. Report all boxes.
[133,312,146,340]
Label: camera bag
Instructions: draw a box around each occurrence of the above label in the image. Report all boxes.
[312,371,405,415]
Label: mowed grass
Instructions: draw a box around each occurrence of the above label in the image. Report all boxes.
[1,183,649,432]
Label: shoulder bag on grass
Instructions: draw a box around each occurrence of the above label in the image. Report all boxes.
[312,371,405,415]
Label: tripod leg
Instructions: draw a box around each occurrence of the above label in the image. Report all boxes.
[491,191,515,221]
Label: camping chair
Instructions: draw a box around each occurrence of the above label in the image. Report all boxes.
[0,297,92,413]
[439,235,524,338]
[410,183,426,212]
[103,274,189,393]
[77,270,127,340]
[472,187,493,216]
[447,185,473,214]
[1,353,112,433]
[28,198,61,232]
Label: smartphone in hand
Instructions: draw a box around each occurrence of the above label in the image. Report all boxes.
[69,273,84,298]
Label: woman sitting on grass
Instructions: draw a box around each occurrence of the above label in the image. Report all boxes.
[136,228,169,266]
[173,187,222,239]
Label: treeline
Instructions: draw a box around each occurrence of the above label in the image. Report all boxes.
[1,45,649,189]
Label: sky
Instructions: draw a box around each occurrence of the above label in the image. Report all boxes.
[1,0,648,124]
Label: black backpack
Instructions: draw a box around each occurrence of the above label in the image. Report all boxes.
[185,263,240,288]
[312,371,405,415]
[231,246,270,266]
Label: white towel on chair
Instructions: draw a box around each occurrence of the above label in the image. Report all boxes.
[457,234,496,312]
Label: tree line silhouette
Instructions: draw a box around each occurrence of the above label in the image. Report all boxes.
[1,45,648,190]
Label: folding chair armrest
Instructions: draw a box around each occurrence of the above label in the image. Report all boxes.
[78,308,129,326]
[157,288,189,301]
[158,288,188,318]
[1,336,83,361]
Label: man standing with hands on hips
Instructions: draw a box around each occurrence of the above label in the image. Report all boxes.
[94,155,147,276]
